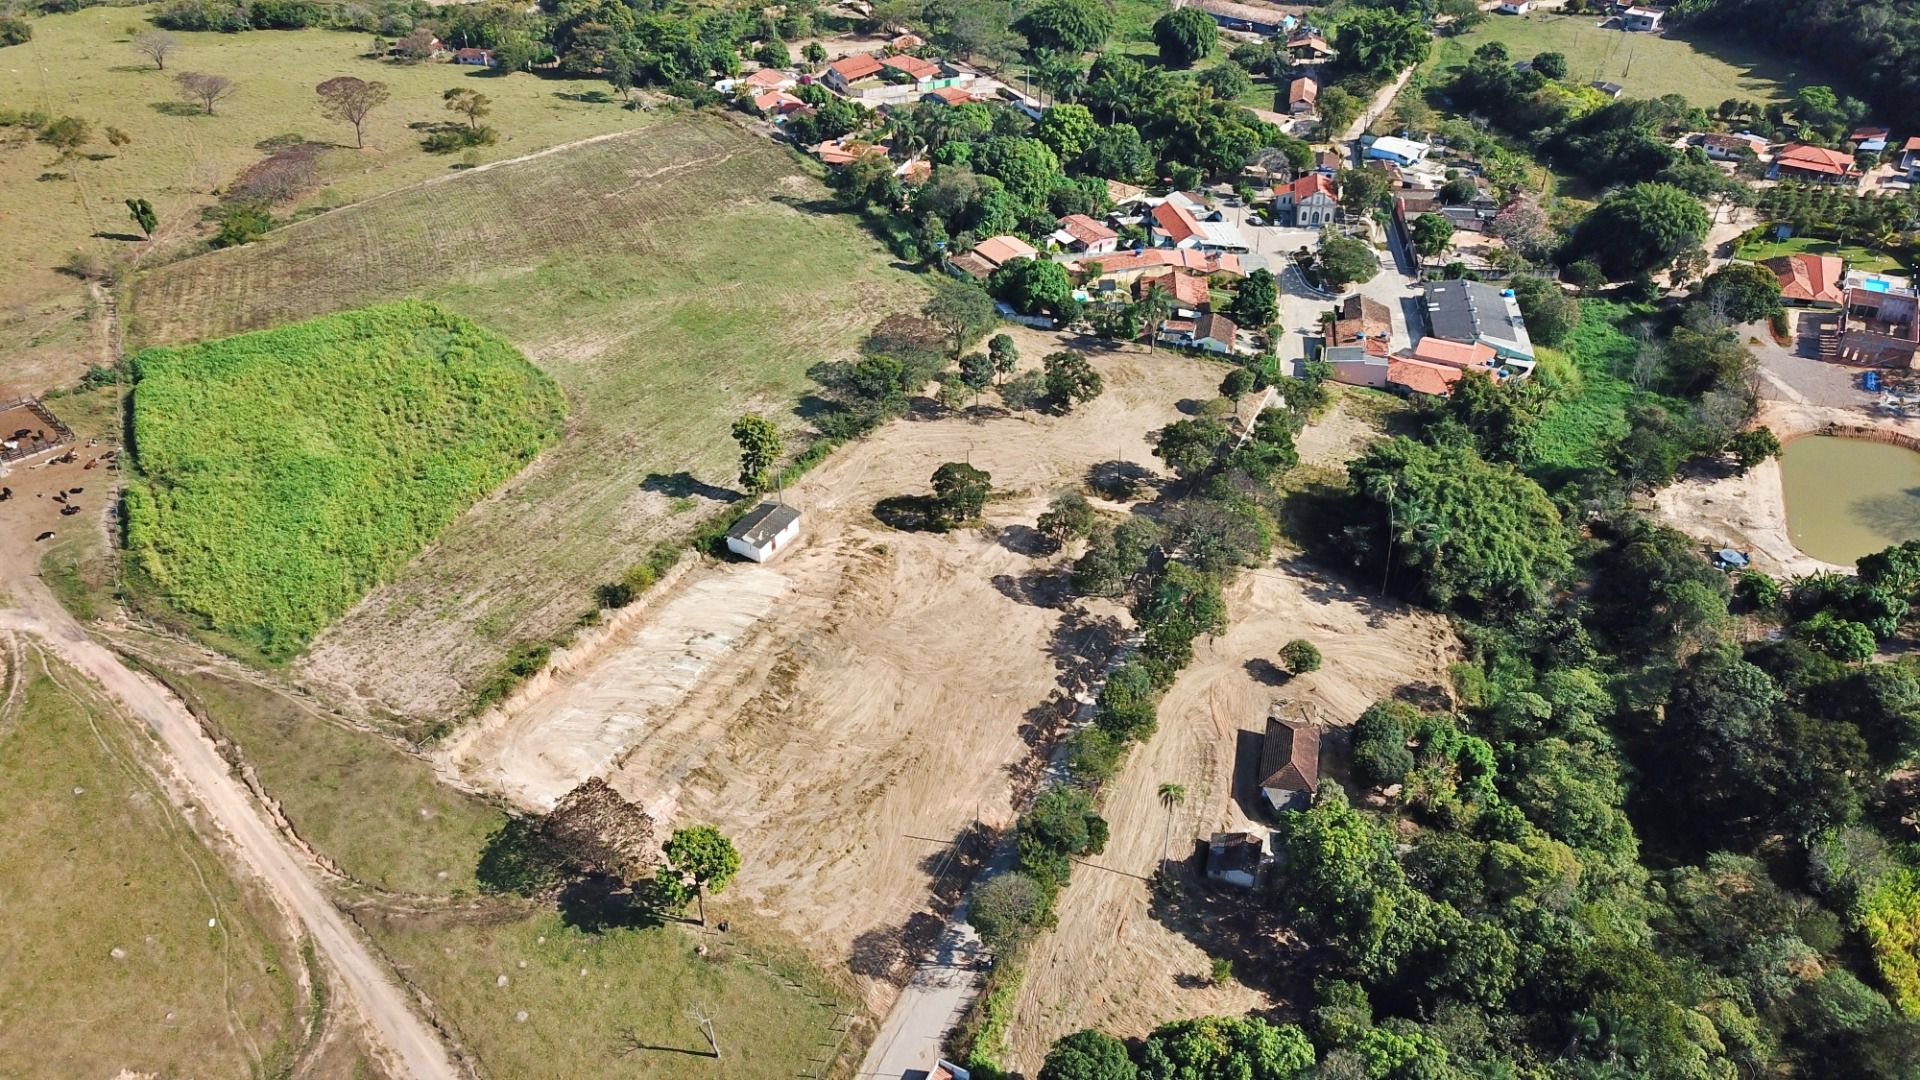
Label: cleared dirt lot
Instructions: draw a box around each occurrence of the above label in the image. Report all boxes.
[1003,562,1457,1072]
[442,333,1227,1011]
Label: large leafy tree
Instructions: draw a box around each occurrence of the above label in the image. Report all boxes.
[729,412,782,493]
[1017,0,1114,53]
[1569,182,1710,281]
[1700,262,1784,323]
[1336,9,1430,79]
[1043,350,1105,410]
[923,278,997,359]
[660,825,741,927]
[992,257,1074,316]
[1152,7,1217,68]
[1137,1015,1316,1080]
[1040,1029,1138,1080]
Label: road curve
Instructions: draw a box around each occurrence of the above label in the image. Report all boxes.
[0,585,461,1080]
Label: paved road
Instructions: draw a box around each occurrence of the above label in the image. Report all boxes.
[856,914,987,1078]
[0,579,462,1080]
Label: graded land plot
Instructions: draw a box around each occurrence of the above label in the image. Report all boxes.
[358,903,860,1080]
[124,300,565,660]
[0,638,310,1077]
[1,6,645,317]
[130,115,925,727]
[1423,15,1810,107]
[440,333,1230,1011]
[1002,564,1457,1073]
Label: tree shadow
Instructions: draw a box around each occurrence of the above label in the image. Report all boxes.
[149,101,203,116]
[873,494,937,532]
[1244,657,1290,686]
[1391,680,1452,712]
[1145,868,1315,1005]
[992,567,1070,608]
[996,523,1050,557]
[554,89,614,103]
[1087,459,1156,501]
[92,231,146,243]
[640,471,738,503]
[1175,398,1209,416]
[556,874,675,934]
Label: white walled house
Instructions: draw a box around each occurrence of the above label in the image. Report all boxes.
[726,502,802,562]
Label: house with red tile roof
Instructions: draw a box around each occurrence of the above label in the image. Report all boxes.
[1151,199,1205,249]
[1071,248,1244,283]
[1764,254,1845,308]
[1274,173,1337,227]
[1289,76,1318,115]
[921,85,976,105]
[1771,143,1856,182]
[882,53,941,82]
[1138,270,1212,312]
[1408,336,1498,370]
[743,67,797,91]
[890,32,925,49]
[1051,214,1119,254]
[752,89,809,118]
[1388,357,1470,398]
[1902,136,1920,178]
[949,234,1039,280]
[813,137,888,166]
[824,52,884,92]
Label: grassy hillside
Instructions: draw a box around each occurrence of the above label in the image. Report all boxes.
[124,300,564,658]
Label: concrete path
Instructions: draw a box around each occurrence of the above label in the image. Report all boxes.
[856,915,988,1078]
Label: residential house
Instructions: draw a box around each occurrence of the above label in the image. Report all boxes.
[1289,76,1318,115]
[1106,179,1150,207]
[1408,335,1499,373]
[1496,0,1533,13]
[1589,80,1624,99]
[1139,270,1212,316]
[1832,286,1920,367]
[1387,357,1470,398]
[726,503,802,562]
[930,1060,971,1080]
[752,90,809,118]
[1771,143,1856,182]
[1324,344,1389,388]
[743,67,798,92]
[1314,149,1344,175]
[1274,173,1338,227]
[1052,214,1119,254]
[389,35,445,57]
[947,234,1038,280]
[1366,135,1430,166]
[1901,136,1920,178]
[896,158,932,185]
[881,52,942,87]
[452,47,496,67]
[1694,131,1767,162]
[1287,31,1335,63]
[1423,279,1535,363]
[1331,294,1394,357]
[1765,254,1845,308]
[922,86,977,105]
[1147,193,1249,251]
[1206,833,1267,889]
[1850,127,1891,154]
[813,137,888,166]
[1194,0,1294,36]
[1621,6,1663,31]
[823,52,884,93]
[1258,713,1321,812]
[889,32,924,49]
[1162,312,1241,354]
[1072,248,1245,289]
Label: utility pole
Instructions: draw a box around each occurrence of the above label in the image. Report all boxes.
[687,1004,720,1058]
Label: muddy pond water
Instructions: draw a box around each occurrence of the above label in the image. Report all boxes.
[1780,435,1920,564]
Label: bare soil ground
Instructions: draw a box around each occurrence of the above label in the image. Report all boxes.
[442,332,1227,1012]
[1003,564,1457,1071]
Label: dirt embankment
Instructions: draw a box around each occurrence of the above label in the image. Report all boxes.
[440,333,1230,1012]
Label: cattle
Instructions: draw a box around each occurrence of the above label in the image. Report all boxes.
[60,505,80,516]
[0,487,10,501]
[34,531,53,542]
[67,487,81,495]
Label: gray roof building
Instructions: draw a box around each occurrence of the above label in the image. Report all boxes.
[1422,280,1535,361]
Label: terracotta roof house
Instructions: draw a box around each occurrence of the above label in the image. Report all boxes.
[1289,76,1318,115]
[1409,336,1498,370]
[922,86,976,105]
[1052,214,1120,254]
[1903,136,1920,177]
[1772,143,1856,182]
[824,52,885,92]
[1314,148,1344,174]
[947,251,997,280]
[1247,107,1290,128]
[1765,254,1845,307]
[1151,199,1206,248]
[1162,311,1240,354]
[1259,714,1321,812]
[1835,286,1920,367]
[896,158,933,185]
[1274,173,1338,227]
[452,47,496,66]
[1106,179,1149,206]
[1388,357,1470,398]
[1073,248,1244,282]
[1206,832,1267,888]
[753,89,809,117]
[1332,294,1393,356]
[1287,32,1334,61]
[1695,131,1766,161]
[882,53,941,81]
[812,137,888,166]
[1850,126,1892,153]
[743,67,797,91]
[1139,270,1212,312]
[971,234,1039,268]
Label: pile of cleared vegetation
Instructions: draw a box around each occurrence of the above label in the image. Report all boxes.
[124,300,563,658]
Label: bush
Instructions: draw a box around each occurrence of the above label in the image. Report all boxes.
[1794,611,1876,662]
[422,125,498,153]
[211,201,273,248]
[0,13,32,45]
[1351,700,1417,789]
[969,871,1052,952]
[1279,638,1322,674]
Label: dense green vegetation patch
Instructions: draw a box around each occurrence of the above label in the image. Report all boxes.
[125,300,564,658]
[1865,865,1920,1018]
[1531,301,1655,471]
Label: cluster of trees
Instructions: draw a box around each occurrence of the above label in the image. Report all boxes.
[1676,0,1920,131]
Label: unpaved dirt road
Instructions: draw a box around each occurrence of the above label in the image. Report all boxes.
[0,448,458,1080]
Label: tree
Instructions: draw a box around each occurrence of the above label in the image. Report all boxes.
[394,27,439,61]
[1019,0,1114,53]
[1038,491,1099,545]
[1157,782,1185,864]
[1152,7,1216,68]
[316,76,390,149]
[970,871,1049,951]
[988,333,1018,382]
[991,257,1073,316]
[1569,182,1710,281]
[1043,350,1104,410]
[1136,284,1173,352]
[661,825,741,926]
[803,40,827,68]
[1728,427,1781,473]
[1411,213,1455,259]
[930,461,992,528]
[1041,1029,1137,1080]
[958,350,996,408]
[1153,418,1230,483]
[1336,9,1429,80]
[1035,103,1098,161]
[1316,86,1360,137]
[1231,268,1278,328]
[1700,262,1784,323]
[730,413,782,493]
[444,87,492,130]
[1221,367,1256,401]
[1350,700,1415,789]
[1195,61,1252,103]
[923,278,997,359]
[133,29,178,70]
[1507,275,1580,346]
[174,71,235,115]
[1279,639,1321,675]
[125,197,157,238]
[1531,51,1568,79]
[1316,232,1377,291]
[37,116,91,162]
[1136,1015,1316,1080]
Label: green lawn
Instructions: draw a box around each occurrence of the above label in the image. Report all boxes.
[124,300,565,660]
[0,6,648,316]
[0,645,310,1075]
[1735,235,1911,275]
[1425,15,1815,107]
[1531,300,1654,471]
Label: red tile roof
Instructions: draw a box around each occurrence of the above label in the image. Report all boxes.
[1259,717,1320,792]
[754,90,807,114]
[1775,143,1855,177]
[890,32,924,48]
[1056,214,1117,247]
[1151,199,1205,245]
[882,53,940,80]
[924,85,975,104]
[828,53,884,82]
[972,234,1038,267]
[1764,254,1845,305]
[1289,76,1317,106]
[1139,270,1211,309]
[1851,126,1891,142]
[1906,136,1920,153]
[1281,173,1336,203]
[744,68,794,89]
[1409,336,1497,369]
[1078,249,1244,276]
[1388,357,1469,397]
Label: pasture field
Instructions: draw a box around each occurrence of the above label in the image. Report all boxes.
[124,301,565,660]
[0,5,645,321]
[131,115,925,728]
[1424,15,1810,107]
[0,642,310,1075]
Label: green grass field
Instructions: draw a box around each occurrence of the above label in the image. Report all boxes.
[363,904,860,1080]
[1531,300,1651,471]
[130,115,926,727]
[124,300,564,659]
[1735,235,1911,275]
[1425,15,1814,107]
[0,6,647,315]
[0,644,310,1075]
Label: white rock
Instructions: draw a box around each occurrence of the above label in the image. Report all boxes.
[514,1011,529,1023]
[496,975,509,987]
[109,947,127,959]
[72,787,84,796]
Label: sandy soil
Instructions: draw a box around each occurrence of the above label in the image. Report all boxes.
[1651,398,1920,576]
[441,332,1228,1012]
[1002,563,1457,1072]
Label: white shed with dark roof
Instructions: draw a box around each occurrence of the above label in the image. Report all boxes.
[726,502,803,563]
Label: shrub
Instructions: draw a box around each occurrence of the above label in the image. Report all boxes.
[211,201,273,248]
[1351,700,1418,789]
[1279,638,1322,674]
[0,13,32,45]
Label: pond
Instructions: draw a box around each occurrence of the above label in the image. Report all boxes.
[1780,436,1920,564]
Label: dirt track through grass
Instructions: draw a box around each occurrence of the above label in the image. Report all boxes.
[131,115,926,727]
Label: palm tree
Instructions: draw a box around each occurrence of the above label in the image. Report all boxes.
[1365,471,1399,596]
[1138,284,1172,353]
[1157,782,1187,864]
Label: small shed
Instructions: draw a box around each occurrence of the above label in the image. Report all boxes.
[726,502,802,563]
[1206,832,1267,888]
[1258,712,1321,812]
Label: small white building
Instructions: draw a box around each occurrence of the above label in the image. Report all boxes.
[1495,1,1532,13]
[726,502,802,562]
[1206,832,1267,888]
[1622,6,1663,31]
[1365,135,1431,167]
